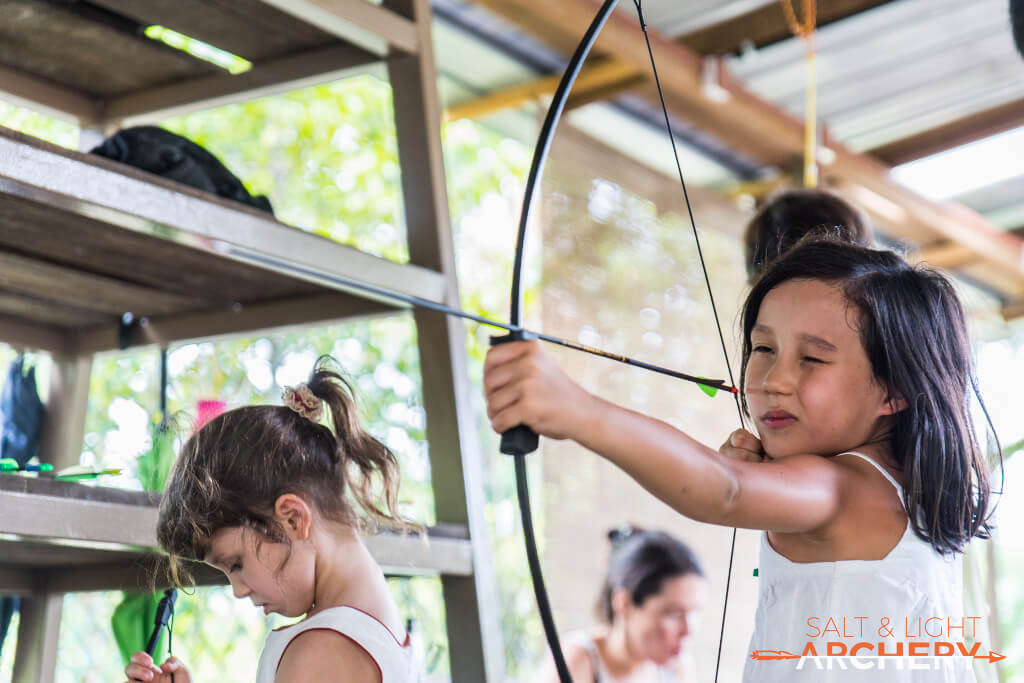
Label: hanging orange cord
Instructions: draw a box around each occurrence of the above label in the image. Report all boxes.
[781,0,818,188]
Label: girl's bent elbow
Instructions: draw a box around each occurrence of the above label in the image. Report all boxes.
[718,475,743,521]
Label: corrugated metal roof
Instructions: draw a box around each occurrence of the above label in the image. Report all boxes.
[620,0,1024,226]
[432,0,744,186]
[434,0,1024,231]
[721,0,1024,152]
[615,0,778,37]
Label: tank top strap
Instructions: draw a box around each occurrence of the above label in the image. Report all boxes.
[564,631,603,683]
[838,451,902,493]
[274,607,414,682]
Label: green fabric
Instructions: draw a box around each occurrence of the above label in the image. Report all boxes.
[138,421,175,492]
[113,420,178,663]
[112,592,165,664]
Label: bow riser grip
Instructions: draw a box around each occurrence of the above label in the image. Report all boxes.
[490,330,540,456]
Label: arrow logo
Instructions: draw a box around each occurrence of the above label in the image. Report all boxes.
[750,650,801,661]
[974,650,1006,664]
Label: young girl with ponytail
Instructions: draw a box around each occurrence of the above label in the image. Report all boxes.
[124,359,419,683]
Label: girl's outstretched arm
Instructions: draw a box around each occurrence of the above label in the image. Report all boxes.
[484,341,845,534]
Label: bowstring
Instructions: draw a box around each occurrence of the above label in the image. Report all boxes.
[631,2,745,681]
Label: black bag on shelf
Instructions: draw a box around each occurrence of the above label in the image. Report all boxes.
[0,356,44,468]
[89,126,274,215]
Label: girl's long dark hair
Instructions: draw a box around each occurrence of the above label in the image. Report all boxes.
[741,240,995,555]
[157,357,416,581]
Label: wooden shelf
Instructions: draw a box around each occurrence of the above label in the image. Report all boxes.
[0,126,448,353]
[0,476,472,596]
[0,0,420,124]
[0,1,503,679]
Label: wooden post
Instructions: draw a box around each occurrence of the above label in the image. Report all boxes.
[12,590,62,683]
[37,354,93,472]
[385,0,505,678]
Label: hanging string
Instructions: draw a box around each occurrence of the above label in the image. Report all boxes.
[631,3,745,681]
[781,0,819,188]
[168,607,175,683]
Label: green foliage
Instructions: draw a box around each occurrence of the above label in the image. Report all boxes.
[137,423,176,493]
[52,69,536,680]
[162,75,408,262]
[0,101,78,148]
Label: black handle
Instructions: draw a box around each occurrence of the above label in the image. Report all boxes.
[489,330,539,456]
[145,589,177,656]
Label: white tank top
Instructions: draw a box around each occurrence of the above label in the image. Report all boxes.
[563,631,681,682]
[743,452,977,682]
[255,606,419,683]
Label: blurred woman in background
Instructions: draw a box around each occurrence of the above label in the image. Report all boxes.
[535,528,707,682]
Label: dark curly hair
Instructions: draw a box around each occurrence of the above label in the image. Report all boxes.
[158,357,417,583]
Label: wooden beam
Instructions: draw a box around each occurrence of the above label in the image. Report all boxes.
[474,0,804,163]
[0,251,206,316]
[257,0,419,56]
[0,314,71,354]
[46,560,224,594]
[459,0,898,120]
[86,0,335,63]
[106,43,377,121]
[470,0,1024,299]
[868,97,1024,165]
[681,0,897,56]
[445,59,642,121]
[0,292,107,328]
[0,568,36,597]
[564,73,647,110]
[1003,300,1024,320]
[73,292,396,353]
[911,241,978,270]
[0,64,101,125]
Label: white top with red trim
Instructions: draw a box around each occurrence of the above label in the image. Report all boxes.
[256,606,419,683]
[743,452,978,682]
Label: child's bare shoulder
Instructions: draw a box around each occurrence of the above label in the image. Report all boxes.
[766,451,890,485]
[755,452,846,479]
[276,628,381,683]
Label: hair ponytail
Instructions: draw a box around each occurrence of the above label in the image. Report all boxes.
[157,356,419,577]
[307,358,414,532]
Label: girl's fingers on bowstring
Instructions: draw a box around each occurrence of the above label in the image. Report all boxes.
[125,652,162,681]
[719,428,765,463]
[160,657,192,682]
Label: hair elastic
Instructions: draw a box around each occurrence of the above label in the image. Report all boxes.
[282,384,323,423]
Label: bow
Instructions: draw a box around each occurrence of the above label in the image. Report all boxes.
[491,2,746,681]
